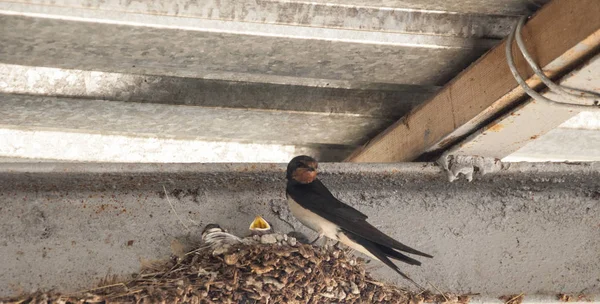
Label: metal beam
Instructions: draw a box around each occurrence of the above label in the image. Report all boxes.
[345,0,600,162]
[0,15,478,88]
[0,92,402,162]
[505,128,600,162]
[0,0,533,163]
[305,0,549,15]
[0,0,516,40]
[0,64,436,119]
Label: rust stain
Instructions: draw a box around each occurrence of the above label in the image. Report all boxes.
[95,204,113,214]
[488,123,504,132]
[437,136,458,148]
[127,240,134,246]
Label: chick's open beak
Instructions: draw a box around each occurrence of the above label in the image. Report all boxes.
[249,215,271,231]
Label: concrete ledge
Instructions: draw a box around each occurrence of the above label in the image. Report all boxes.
[0,162,599,298]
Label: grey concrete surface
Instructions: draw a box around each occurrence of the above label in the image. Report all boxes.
[0,162,598,297]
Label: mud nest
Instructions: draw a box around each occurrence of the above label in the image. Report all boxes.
[2,233,465,304]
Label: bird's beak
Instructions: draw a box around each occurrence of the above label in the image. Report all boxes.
[249,215,271,231]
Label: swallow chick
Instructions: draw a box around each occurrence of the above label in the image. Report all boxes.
[201,223,245,254]
[249,215,273,236]
[285,155,433,287]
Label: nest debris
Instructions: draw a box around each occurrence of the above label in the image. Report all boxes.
[1,233,468,304]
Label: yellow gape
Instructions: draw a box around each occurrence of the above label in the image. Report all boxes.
[249,215,271,231]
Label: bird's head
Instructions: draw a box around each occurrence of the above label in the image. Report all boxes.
[286,155,318,184]
[201,223,225,245]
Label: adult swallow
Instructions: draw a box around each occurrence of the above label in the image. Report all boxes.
[285,155,433,285]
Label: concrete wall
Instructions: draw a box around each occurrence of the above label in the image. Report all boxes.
[0,162,598,298]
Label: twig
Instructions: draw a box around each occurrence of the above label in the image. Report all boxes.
[139,272,163,278]
[428,281,449,303]
[365,280,385,286]
[163,185,190,231]
[77,282,128,293]
[185,246,208,256]
[505,293,524,304]
[105,289,143,299]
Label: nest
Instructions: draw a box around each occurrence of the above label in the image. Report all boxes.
[2,233,466,304]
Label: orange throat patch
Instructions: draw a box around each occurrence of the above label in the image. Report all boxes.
[292,168,317,184]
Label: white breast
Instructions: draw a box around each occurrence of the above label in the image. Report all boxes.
[287,196,379,261]
[287,196,339,241]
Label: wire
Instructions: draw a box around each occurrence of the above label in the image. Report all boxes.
[514,16,600,104]
[515,17,599,103]
[506,16,600,110]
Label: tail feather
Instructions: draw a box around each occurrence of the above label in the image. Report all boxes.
[376,243,422,266]
[343,230,425,290]
[340,219,433,258]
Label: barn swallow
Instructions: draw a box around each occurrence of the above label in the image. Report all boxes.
[285,155,433,286]
[249,215,273,235]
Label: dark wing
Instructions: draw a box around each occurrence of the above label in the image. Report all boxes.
[287,179,433,258]
[287,179,368,221]
[342,229,424,289]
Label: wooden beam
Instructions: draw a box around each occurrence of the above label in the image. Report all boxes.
[345,0,600,163]
[451,54,600,161]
